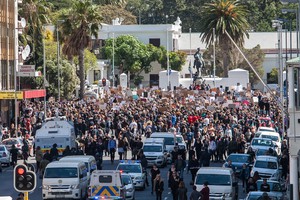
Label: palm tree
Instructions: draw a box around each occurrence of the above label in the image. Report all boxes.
[199,0,249,77]
[61,0,102,99]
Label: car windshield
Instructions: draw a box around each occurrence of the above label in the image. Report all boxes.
[117,164,142,173]
[44,167,78,178]
[151,137,174,145]
[256,149,269,156]
[228,155,249,163]
[254,161,277,169]
[122,175,132,185]
[247,194,278,200]
[252,139,273,146]
[256,181,282,192]
[195,174,231,186]
[176,137,183,143]
[0,146,5,151]
[143,145,162,152]
[261,135,279,142]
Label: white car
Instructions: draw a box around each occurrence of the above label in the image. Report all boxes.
[258,131,281,155]
[121,174,135,200]
[250,138,277,154]
[257,127,276,132]
[116,160,146,190]
[250,156,280,181]
[0,145,11,166]
[176,135,186,150]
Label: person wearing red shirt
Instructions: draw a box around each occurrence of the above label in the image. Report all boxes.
[200,181,210,200]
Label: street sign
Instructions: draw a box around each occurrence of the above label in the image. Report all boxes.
[0,91,23,99]
[18,65,35,77]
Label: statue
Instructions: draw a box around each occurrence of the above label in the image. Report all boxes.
[193,48,205,77]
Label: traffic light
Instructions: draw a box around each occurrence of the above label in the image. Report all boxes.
[14,164,36,192]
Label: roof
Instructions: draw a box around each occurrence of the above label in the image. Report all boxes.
[197,167,232,174]
[59,155,95,161]
[47,161,85,167]
[92,170,120,174]
[287,57,300,65]
[229,68,248,72]
[256,155,278,161]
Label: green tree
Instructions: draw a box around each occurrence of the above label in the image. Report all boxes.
[103,35,161,76]
[19,0,52,69]
[99,5,137,25]
[158,47,187,71]
[73,49,98,78]
[199,0,250,77]
[60,0,102,99]
[268,68,278,84]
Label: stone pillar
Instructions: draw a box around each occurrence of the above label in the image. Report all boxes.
[290,155,299,200]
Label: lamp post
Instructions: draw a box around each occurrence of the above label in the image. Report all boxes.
[282,8,299,57]
[56,20,64,102]
[112,32,115,88]
[272,19,285,135]
[166,15,170,90]
[42,26,47,120]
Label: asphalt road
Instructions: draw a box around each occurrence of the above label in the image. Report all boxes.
[0,153,248,200]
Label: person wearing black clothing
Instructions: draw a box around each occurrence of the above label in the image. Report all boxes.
[141,154,149,186]
[188,146,195,161]
[260,179,270,192]
[150,164,160,194]
[169,172,180,200]
[200,148,211,167]
[246,177,257,193]
[171,146,179,163]
[194,139,202,161]
[10,144,19,167]
[50,143,59,161]
[154,174,164,200]
[188,155,199,183]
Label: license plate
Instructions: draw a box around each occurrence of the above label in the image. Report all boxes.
[55,195,65,198]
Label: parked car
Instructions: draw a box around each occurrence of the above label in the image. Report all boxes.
[222,153,253,176]
[121,173,135,200]
[0,145,11,166]
[256,180,286,199]
[1,138,23,155]
[250,156,281,181]
[258,132,281,155]
[245,191,281,200]
[250,138,277,155]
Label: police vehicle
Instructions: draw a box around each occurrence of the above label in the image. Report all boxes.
[88,170,125,200]
[116,160,146,190]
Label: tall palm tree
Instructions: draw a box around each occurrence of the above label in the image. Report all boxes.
[199,0,249,77]
[61,0,102,99]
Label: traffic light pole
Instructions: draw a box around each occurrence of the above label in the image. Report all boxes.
[24,192,28,200]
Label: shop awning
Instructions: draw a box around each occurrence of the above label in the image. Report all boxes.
[23,89,46,99]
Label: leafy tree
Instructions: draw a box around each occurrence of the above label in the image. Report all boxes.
[60,0,102,99]
[19,0,52,69]
[268,68,278,84]
[93,0,127,7]
[73,49,98,78]
[103,35,161,75]
[199,0,250,77]
[158,47,187,71]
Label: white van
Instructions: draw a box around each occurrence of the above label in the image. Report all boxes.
[42,161,88,199]
[35,117,77,156]
[150,132,176,152]
[258,131,281,155]
[194,167,238,200]
[143,138,168,167]
[59,155,97,180]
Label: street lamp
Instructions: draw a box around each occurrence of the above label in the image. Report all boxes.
[282,8,299,56]
[272,19,285,136]
[56,20,64,102]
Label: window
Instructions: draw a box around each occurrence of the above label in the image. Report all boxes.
[44,168,78,178]
[99,175,112,183]
[196,174,231,185]
[149,38,160,47]
[143,145,162,152]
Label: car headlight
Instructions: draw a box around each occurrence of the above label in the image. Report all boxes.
[223,193,232,197]
[42,185,49,190]
[70,184,79,189]
[127,188,133,192]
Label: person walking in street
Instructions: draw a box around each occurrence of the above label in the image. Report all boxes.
[154,174,164,200]
[150,164,160,194]
[10,144,19,167]
[200,181,210,200]
[178,181,188,200]
[189,185,201,200]
[117,137,125,160]
[108,136,116,164]
[35,146,43,173]
[169,171,180,200]
[175,155,186,179]
[188,155,199,184]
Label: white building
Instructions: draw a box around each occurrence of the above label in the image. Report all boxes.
[90,18,298,89]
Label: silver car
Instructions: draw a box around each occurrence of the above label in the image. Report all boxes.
[121,174,135,200]
[0,145,11,166]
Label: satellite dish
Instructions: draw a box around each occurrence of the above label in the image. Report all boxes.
[20,18,26,28]
[21,45,31,60]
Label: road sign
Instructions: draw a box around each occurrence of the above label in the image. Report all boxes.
[0,91,23,99]
[18,65,35,77]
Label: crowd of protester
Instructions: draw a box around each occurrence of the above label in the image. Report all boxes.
[0,82,289,200]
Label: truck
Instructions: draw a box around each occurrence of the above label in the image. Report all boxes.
[35,117,77,155]
[143,138,168,167]
[88,170,125,199]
